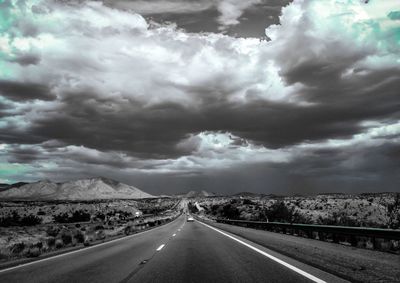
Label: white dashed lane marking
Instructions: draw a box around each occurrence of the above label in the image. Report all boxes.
[156,244,165,251]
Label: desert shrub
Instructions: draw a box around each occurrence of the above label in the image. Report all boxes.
[95,212,106,221]
[53,213,70,223]
[46,226,60,237]
[74,230,85,243]
[124,226,131,235]
[20,214,42,226]
[291,211,312,224]
[84,234,94,245]
[385,193,400,229]
[95,225,104,230]
[317,212,360,226]
[265,202,295,223]
[95,230,106,240]
[54,210,91,223]
[26,247,41,258]
[71,210,91,222]
[1,211,41,226]
[47,237,56,247]
[222,204,240,220]
[6,211,20,225]
[243,199,254,205]
[10,242,25,254]
[187,202,198,213]
[61,233,72,245]
[210,204,221,216]
[55,239,64,249]
[0,216,15,227]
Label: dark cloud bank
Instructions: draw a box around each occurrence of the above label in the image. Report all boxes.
[0,0,399,195]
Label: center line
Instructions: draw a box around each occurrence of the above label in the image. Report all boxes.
[156,244,165,251]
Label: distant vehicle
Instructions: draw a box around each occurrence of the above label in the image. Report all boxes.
[187,216,194,222]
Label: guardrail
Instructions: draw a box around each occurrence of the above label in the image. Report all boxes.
[215,218,400,252]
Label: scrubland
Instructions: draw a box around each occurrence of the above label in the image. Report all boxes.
[0,198,179,263]
[192,193,400,229]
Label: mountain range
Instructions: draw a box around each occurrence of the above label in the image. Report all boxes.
[182,190,216,198]
[0,177,154,200]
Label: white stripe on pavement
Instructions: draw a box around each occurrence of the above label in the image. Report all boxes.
[197,220,326,283]
[156,244,165,251]
[173,234,176,237]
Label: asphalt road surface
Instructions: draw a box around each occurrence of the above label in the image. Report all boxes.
[0,215,347,283]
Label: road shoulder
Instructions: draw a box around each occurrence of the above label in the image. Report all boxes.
[196,217,400,283]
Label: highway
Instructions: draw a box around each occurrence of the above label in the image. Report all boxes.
[0,214,347,283]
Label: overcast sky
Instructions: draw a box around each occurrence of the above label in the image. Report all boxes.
[0,0,399,195]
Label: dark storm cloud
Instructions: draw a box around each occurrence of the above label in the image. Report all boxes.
[1,48,399,158]
[3,70,398,157]
[0,80,54,101]
[7,145,42,163]
[34,141,400,195]
[10,54,41,66]
[282,143,400,194]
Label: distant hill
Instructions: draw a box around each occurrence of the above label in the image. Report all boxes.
[0,177,154,200]
[185,190,216,198]
[233,192,261,197]
[0,184,9,192]
[0,182,28,192]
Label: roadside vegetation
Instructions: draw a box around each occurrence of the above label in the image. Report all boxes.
[190,193,400,253]
[0,198,180,263]
[194,193,400,229]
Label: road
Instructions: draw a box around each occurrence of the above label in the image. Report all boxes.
[0,214,347,283]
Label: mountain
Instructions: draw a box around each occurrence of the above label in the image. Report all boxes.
[185,190,216,198]
[0,184,9,192]
[0,177,154,200]
[233,192,260,197]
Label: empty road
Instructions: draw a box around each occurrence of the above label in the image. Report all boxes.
[0,214,347,283]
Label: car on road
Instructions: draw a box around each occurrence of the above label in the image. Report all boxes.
[187,216,194,222]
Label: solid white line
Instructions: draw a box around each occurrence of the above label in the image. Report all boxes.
[197,221,326,283]
[156,244,165,251]
[172,234,176,237]
[0,216,182,274]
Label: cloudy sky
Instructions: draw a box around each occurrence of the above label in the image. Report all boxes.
[0,0,399,195]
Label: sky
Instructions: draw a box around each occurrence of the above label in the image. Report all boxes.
[0,0,399,195]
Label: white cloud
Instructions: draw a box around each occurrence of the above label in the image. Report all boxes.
[172,131,291,170]
[217,0,261,28]
[3,0,297,111]
[1,0,400,188]
[265,0,400,74]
